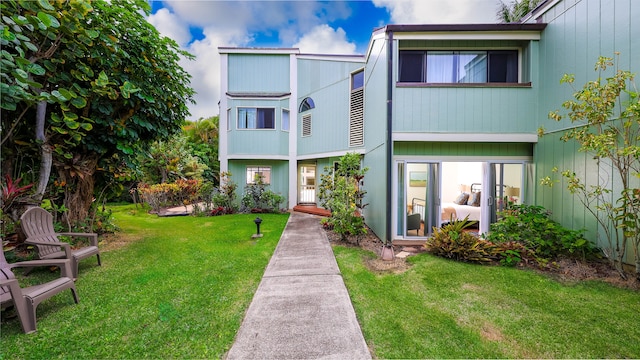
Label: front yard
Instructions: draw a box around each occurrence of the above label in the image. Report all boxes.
[2,204,638,358]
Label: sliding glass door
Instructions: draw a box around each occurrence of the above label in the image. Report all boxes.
[396,161,440,238]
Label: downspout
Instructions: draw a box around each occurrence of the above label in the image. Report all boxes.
[385,30,394,247]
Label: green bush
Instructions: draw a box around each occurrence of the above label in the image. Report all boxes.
[424,218,495,263]
[486,204,597,260]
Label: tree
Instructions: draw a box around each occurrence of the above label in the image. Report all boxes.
[137,135,208,184]
[1,0,195,227]
[183,116,220,184]
[496,0,543,23]
[544,54,640,279]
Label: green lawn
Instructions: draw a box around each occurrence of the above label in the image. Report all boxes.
[1,204,289,359]
[333,245,640,359]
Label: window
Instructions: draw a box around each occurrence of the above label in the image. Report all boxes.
[282,109,290,131]
[246,166,271,184]
[349,69,364,147]
[299,97,315,112]
[238,108,275,129]
[302,114,312,137]
[399,50,518,83]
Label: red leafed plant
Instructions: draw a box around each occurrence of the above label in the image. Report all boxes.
[1,175,34,213]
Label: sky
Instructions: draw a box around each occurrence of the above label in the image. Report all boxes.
[146,0,502,120]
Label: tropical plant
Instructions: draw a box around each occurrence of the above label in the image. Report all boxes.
[211,172,238,214]
[1,0,195,227]
[496,0,543,23]
[319,153,369,244]
[486,204,596,260]
[544,54,640,279]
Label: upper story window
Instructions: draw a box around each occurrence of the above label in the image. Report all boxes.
[282,109,290,131]
[349,69,364,147]
[399,50,518,83]
[238,107,275,129]
[299,97,315,112]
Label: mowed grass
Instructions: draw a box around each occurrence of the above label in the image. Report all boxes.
[333,246,640,359]
[1,204,289,359]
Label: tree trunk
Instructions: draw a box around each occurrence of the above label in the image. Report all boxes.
[35,101,51,202]
[58,155,98,230]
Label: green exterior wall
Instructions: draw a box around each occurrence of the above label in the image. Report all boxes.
[228,160,290,208]
[228,54,290,93]
[297,58,365,156]
[393,39,540,134]
[362,37,390,242]
[394,142,533,157]
[533,0,639,263]
[226,98,290,156]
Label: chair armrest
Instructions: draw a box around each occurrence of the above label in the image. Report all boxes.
[8,258,74,279]
[0,278,23,298]
[24,237,73,258]
[58,232,98,247]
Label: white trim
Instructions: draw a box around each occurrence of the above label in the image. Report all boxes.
[296,148,366,161]
[393,132,538,143]
[227,154,290,161]
[218,47,299,55]
[394,155,533,162]
[219,53,229,174]
[226,94,291,100]
[525,0,562,23]
[393,31,541,41]
[236,106,277,130]
[289,54,298,209]
[281,108,290,132]
[296,54,365,62]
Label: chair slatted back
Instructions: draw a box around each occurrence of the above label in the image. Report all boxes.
[0,248,16,299]
[20,207,63,258]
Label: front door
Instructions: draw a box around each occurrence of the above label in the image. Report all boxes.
[298,165,316,204]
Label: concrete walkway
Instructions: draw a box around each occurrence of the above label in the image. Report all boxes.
[226,212,371,359]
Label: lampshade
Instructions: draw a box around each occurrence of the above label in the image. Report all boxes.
[505,187,520,197]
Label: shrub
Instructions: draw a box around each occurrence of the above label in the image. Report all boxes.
[486,204,597,260]
[424,217,495,263]
[211,172,237,214]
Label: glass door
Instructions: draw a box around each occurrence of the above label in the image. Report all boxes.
[298,165,316,204]
[396,161,440,238]
[481,162,524,233]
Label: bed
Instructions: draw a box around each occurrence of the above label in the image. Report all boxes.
[440,183,482,222]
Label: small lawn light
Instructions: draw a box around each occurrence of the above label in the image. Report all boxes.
[252,217,263,239]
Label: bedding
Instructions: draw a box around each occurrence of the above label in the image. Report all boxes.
[441,202,481,221]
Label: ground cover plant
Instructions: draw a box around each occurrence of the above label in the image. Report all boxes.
[333,245,640,359]
[0,204,289,359]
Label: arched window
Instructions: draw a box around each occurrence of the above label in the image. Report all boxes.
[298,97,315,113]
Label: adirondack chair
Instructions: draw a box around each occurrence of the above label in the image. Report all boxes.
[20,207,101,278]
[1,246,79,333]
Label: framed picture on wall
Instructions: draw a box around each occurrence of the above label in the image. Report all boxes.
[409,171,427,187]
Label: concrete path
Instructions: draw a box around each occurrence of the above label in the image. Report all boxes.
[226,212,371,360]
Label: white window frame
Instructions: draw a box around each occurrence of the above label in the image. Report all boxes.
[282,108,290,132]
[237,107,276,130]
[246,166,272,185]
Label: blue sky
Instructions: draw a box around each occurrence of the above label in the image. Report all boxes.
[146,0,501,119]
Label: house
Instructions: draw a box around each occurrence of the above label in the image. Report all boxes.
[218,0,638,263]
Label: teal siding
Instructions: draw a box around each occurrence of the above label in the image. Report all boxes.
[228,54,290,93]
[393,39,539,134]
[394,142,533,157]
[227,98,289,156]
[297,58,364,156]
[393,86,537,133]
[362,37,389,242]
[228,160,290,207]
[534,0,639,264]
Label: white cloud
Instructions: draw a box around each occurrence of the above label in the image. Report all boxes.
[373,0,499,24]
[293,25,357,55]
[146,8,191,47]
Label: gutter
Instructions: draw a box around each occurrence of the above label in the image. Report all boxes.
[385,30,394,246]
